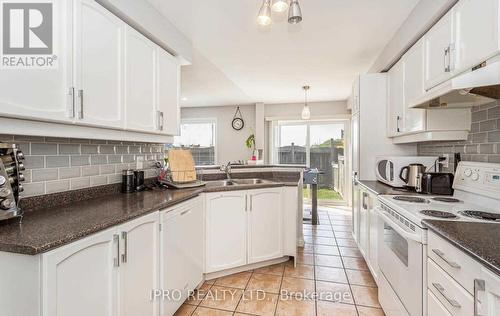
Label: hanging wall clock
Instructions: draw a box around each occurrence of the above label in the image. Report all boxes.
[232,106,245,130]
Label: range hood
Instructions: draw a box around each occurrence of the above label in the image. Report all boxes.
[410,60,500,108]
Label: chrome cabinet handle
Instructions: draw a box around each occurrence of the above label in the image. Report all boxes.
[121,231,128,263]
[77,89,84,119]
[156,110,162,130]
[432,249,461,269]
[474,279,486,316]
[160,111,164,131]
[396,116,401,133]
[67,87,75,118]
[113,234,120,267]
[432,283,461,308]
[249,195,253,211]
[180,209,191,216]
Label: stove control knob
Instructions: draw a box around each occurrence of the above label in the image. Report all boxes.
[0,198,15,210]
[471,173,480,181]
[16,151,25,161]
[0,175,6,187]
[0,187,11,198]
[464,168,472,177]
[17,163,25,171]
[18,184,24,193]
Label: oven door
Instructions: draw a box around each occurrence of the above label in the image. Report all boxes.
[378,209,423,316]
[376,159,394,185]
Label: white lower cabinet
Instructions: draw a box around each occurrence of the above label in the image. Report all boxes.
[160,197,204,316]
[247,189,283,264]
[42,212,160,316]
[205,188,286,274]
[42,227,118,316]
[205,191,248,273]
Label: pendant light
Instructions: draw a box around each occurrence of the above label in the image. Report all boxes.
[257,0,272,26]
[272,0,289,13]
[301,85,311,120]
[288,0,303,24]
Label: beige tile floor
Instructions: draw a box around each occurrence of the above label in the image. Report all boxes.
[175,207,385,316]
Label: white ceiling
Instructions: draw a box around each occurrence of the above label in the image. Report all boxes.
[147,0,420,107]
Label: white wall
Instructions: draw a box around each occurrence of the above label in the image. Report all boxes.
[263,101,349,119]
[181,105,256,164]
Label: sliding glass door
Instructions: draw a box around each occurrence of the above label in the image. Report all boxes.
[272,120,347,204]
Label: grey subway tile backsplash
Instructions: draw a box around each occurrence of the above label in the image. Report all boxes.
[418,101,500,169]
[1,135,163,197]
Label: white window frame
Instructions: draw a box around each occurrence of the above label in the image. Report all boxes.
[174,117,218,165]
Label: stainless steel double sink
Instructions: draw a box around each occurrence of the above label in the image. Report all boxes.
[205,178,275,187]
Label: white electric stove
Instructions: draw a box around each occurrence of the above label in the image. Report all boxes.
[376,161,500,316]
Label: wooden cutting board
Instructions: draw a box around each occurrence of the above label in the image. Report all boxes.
[168,149,197,183]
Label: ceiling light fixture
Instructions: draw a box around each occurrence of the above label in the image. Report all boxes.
[288,0,303,24]
[257,0,302,26]
[301,85,311,120]
[272,0,289,13]
[257,0,272,26]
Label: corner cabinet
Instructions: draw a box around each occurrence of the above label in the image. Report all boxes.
[205,188,285,274]
[42,212,160,316]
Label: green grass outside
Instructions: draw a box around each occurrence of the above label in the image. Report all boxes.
[303,187,342,201]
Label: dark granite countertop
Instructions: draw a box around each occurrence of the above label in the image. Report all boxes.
[423,220,500,276]
[356,180,417,195]
[0,175,300,255]
[197,164,306,170]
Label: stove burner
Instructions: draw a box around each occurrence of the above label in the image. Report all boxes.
[432,197,461,203]
[420,210,458,219]
[459,211,500,222]
[393,196,429,203]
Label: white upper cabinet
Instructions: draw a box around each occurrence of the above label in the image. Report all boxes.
[0,0,73,123]
[73,0,124,129]
[402,40,427,133]
[247,189,283,264]
[157,49,180,135]
[454,0,500,71]
[424,11,455,90]
[124,28,158,133]
[387,61,405,137]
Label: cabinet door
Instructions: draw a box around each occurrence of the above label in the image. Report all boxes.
[352,183,360,242]
[125,27,158,133]
[368,197,379,281]
[387,61,404,137]
[42,228,118,316]
[183,198,204,289]
[157,49,180,136]
[119,212,160,316]
[248,188,283,264]
[358,190,369,257]
[424,11,455,90]
[403,40,427,133]
[454,0,500,72]
[161,208,187,316]
[73,0,124,129]
[205,192,247,273]
[0,0,73,123]
[477,267,500,316]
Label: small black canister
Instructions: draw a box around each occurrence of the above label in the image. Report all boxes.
[134,170,145,191]
[122,169,135,193]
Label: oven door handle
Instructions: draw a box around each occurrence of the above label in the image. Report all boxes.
[378,209,421,243]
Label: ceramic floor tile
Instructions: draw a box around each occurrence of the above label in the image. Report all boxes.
[311,230,335,237]
[315,280,354,304]
[199,286,244,311]
[275,297,316,316]
[298,243,314,254]
[284,263,315,279]
[339,246,363,258]
[351,285,381,308]
[253,263,285,276]
[330,220,353,226]
[343,257,369,271]
[246,273,282,293]
[346,269,377,287]
[311,236,337,246]
[204,279,216,285]
[236,291,278,316]
[174,304,196,316]
[315,266,348,284]
[187,282,213,306]
[357,306,386,316]
[316,300,357,316]
[296,252,314,265]
[336,238,358,248]
[334,231,354,239]
[214,272,252,289]
[314,254,343,268]
[280,277,315,294]
[332,225,352,231]
[192,306,233,316]
[314,245,340,256]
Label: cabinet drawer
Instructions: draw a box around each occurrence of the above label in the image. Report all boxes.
[427,231,481,293]
[428,259,474,316]
[428,290,452,316]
